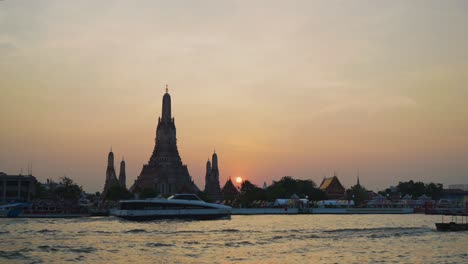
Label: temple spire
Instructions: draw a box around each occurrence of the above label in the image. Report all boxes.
[357,169,360,186]
[119,158,126,188]
[206,159,211,172]
[108,150,114,168]
[212,151,218,170]
[161,85,172,122]
[102,149,119,200]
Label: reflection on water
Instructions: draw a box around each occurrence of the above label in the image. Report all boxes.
[1,215,467,263]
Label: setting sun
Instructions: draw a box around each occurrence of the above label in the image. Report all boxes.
[235,177,243,184]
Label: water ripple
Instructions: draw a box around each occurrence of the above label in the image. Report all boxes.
[146,242,174,247]
[124,229,147,233]
[0,215,465,263]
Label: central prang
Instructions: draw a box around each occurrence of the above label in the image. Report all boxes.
[130,88,199,196]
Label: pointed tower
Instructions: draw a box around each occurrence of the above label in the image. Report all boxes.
[119,158,126,189]
[204,152,221,201]
[130,87,199,195]
[206,158,212,172]
[161,84,172,123]
[204,158,212,191]
[106,150,118,183]
[356,169,361,186]
[102,150,119,199]
[211,151,219,182]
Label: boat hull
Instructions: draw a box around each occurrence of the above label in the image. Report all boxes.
[110,209,231,221]
[0,208,22,218]
[116,213,230,221]
[436,222,468,232]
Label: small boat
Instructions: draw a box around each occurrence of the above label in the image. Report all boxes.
[0,203,30,218]
[435,214,468,232]
[110,194,231,221]
[436,222,468,231]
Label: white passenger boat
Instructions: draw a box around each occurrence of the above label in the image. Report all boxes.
[110,194,231,221]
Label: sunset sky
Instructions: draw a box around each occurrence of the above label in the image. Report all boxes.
[1,1,467,193]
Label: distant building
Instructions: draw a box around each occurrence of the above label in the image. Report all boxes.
[440,189,468,202]
[448,184,468,191]
[130,88,199,196]
[221,178,239,201]
[0,172,37,203]
[204,152,221,201]
[319,174,346,200]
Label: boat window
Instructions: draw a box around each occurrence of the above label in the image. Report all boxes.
[167,194,203,201]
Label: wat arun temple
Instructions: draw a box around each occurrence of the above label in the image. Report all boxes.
[129,87,201,196]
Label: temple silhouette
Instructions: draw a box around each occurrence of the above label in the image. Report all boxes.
[204,152,222,201]
[101,150,126,199]
[130,87,199,195]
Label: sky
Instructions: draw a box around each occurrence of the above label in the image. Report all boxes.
[1,0,468,193]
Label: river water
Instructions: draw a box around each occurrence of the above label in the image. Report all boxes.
[1,214,466,263]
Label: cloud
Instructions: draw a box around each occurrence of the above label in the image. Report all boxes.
[0,34,18,56]
[314,92,417,116]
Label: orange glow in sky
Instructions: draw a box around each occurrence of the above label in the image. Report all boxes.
[1,1,468,193]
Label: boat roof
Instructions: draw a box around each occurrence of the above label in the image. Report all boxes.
[120,194,205,204]
[0,202,30,208]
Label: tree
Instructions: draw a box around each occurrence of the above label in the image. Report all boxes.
[239,180,266,207]
[380,181,443,200]
[266,176,295,200]
[34,181,49,199]
[54,177,83,201]
[266,176,323,201]
[105,184,133,201]
[347,184,368,206]
[425,183,443,200]
[308,188,327,201]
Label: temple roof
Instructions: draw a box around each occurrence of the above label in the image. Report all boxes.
[221,179,239,196]
[319,177,333,190]
[319,176,344,191]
